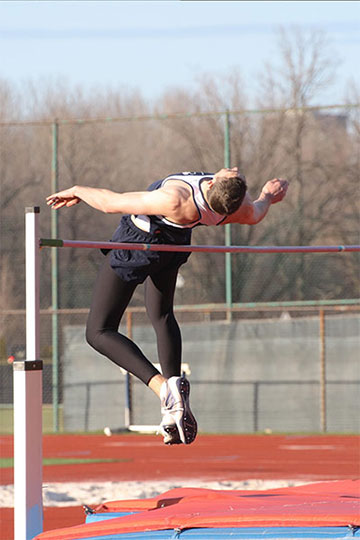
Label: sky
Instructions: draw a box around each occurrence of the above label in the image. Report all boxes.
[0,1,359,108]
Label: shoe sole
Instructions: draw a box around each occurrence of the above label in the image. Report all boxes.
[177,377,197,444]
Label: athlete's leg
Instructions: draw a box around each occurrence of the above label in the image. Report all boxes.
[144,264,182,379]
[145,265,197,445]
[86,255,159,385]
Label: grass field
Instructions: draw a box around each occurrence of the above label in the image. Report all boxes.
[0,405,64,434]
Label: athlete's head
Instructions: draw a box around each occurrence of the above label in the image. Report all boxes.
[207,173,247,216]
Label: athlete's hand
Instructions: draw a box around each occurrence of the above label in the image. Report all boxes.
[214,167,245,182]
[261,178,289,204]
[46,186,81,209]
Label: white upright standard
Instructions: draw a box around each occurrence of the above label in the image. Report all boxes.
[13,207,43,539]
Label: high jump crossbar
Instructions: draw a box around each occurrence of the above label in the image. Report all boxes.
[40,238,360,253]
[15,208,360,540]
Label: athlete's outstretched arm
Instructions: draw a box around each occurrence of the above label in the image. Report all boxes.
[46,185,181,216]
[223,178,289,225]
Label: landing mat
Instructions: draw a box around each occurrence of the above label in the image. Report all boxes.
[34,480,360,540]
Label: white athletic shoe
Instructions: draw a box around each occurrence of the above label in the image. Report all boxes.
[160,375,197,445]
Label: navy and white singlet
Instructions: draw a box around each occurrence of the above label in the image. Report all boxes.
[133,172,228,231]
[107,172,224,283]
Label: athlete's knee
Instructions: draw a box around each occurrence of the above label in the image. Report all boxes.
[85,323,102,352]
[147,307,171,327]
[152,313,180,338]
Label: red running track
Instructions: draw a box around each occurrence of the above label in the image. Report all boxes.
[1,434,359,540]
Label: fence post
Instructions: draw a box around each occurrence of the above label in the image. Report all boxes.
[51,120,60,432]
[319,309,327,432]
[253,381,259,432]
[125,311,133,428]
[13,207,43,539]
[224,110,232,321]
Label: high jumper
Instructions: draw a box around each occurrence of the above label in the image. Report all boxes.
[46,167,289,445]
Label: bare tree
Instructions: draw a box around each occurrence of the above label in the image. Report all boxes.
[231,26,351,302]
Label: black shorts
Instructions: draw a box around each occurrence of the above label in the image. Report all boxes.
[106,215,192,284]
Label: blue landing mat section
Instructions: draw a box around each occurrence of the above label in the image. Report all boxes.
[86,512,138,522]
[80,527,360,539]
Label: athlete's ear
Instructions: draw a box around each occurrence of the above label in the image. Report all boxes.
[207,179,215,189]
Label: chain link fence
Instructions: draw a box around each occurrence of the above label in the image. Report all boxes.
[1,250,359,434]
[1,105,359,433]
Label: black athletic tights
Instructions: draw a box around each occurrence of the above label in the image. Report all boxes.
[85,255,182,385]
